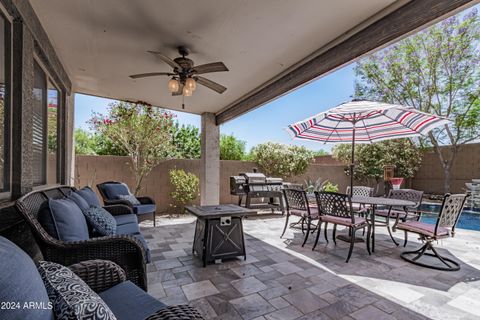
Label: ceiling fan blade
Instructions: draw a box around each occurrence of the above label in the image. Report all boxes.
[172,83,184,96]
[195,76,227,94]
[193,62,228,74]
[129,72,174,79]
[147,50,181,69]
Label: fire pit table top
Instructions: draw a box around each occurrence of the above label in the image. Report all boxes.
[185,204,257,219]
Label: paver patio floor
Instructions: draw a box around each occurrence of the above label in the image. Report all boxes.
[140,214,480,320]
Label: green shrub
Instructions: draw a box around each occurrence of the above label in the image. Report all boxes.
[323,182,339,193]
[169,169,199,214]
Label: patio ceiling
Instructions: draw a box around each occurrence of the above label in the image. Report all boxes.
[29,0,401,114]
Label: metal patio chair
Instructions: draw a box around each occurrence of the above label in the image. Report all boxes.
[396,193,467,271]
[282,187,320,247]
[313,191,371,263]
[375,189,423,246]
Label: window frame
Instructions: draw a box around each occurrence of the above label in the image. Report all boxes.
[0,5,12,201]
[32,55,66,188]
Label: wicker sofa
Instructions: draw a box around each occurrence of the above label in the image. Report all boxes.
[0,235,203,320]
[15,185,148,290]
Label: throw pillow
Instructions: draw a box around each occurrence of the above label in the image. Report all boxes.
[38,198,89,241]
[82,206,117,236]
[117,194,141,206]
[77,187,101,207]
[69,192,90,211]
[38,261,116,320]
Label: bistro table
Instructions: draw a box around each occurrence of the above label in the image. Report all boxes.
[185,204,257,267]
[351,196,416,252]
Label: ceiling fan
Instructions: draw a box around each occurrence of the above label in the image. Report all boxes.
[129,46,229,105]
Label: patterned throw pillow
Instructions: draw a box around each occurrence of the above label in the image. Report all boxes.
[82,206,117,236]
[117,194,141,206]
[38,261,117,320]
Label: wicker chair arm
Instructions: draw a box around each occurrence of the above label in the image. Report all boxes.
[137,196,155,205]
[145,305,205,320]
[69,259,126,293]
[103,204,134,216]
[43,235,147,290]
[104,199,133,207]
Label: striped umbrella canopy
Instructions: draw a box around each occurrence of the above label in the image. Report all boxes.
[287,100,450,195]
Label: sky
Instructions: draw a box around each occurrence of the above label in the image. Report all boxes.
[74,63,355,153]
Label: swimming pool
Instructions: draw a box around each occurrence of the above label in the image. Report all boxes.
[419,203,480,231]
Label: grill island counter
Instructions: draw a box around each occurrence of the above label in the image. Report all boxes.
[230,172,285,214]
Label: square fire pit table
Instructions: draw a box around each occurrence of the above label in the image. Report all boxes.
[186,204,257,267]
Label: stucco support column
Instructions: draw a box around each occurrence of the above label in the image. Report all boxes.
[65,93,75,186]
[200,113,220,205]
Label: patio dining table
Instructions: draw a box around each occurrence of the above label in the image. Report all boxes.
[351,196,416,252]
[307,193,415,252]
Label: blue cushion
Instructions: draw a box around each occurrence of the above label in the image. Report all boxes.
[114,214,138,226]
[0,236,54,320]
[133,204,156,215]
[38,261,116,320]
[116,222,140,235]
[38,198,89,241]
[69,192,90,211]
[82,206,117,236]
[103,183,130,200]
[117,194,141,205]
[77,187,101,207]
[99,281,165,320]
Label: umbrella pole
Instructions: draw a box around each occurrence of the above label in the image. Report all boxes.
[350,124,355,197]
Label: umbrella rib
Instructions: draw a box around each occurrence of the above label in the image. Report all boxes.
[361,118,374,143]
[323,119,343,143]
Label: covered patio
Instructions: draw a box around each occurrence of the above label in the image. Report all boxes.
[0,1,479,320]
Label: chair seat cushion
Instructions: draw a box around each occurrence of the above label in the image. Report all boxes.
[133,204,156,215]
[38,261,116,320]
[116,222,140,235]
[396,221,449,237]
[375,209,406,218]
[321,215,366,226]
[290,206,319,218]
[102,183,130,200]
[99,281,165,320]
[114,214,138,226]
[82,206,117,236]
[76,187,101,207]
[0,236,54,320]
[38,198,90,241]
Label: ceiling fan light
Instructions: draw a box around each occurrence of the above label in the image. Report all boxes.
[183,86,193,97]
[168,78,180,93]
[186,77,196,91]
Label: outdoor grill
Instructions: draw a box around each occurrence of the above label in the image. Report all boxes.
[230,173,284,213]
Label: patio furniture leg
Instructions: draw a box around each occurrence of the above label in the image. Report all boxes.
[280,214,290,238]
[403,230,408,247]
[301,218,305,235]
[312,223,322,251]
[324,222,329,244]
[332,224,337,245]
[366,225,371,255]
[153,212,156,227]
[400,241,461,271]
[346,227,356,263]
[387,225,399,246]
[302,217,311,247]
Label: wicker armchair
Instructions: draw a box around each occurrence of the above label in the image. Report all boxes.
[69,260,204,319]
[97,181,157,226]
[15,186,148,290]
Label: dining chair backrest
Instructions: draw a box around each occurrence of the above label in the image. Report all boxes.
[388,189,424,208]
[346,186,374,197]
[435,193,468,237]
[314,191,353,223]
[283,188,309,212]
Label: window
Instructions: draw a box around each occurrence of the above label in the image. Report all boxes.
[0,12,10,195]
[32,61,62,186]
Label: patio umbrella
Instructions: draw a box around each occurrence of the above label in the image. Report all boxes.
[287,100,450,196]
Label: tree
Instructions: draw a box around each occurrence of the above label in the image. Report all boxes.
[90,101,175,194]
[169,169,199,214]
[354,8,480,192]
[332,139,423,184]
[220,134,247,160]
[170,123,201,159]
[74,129,97,155]
[251,142,314,179]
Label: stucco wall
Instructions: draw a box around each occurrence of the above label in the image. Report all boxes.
[74,155,350,213]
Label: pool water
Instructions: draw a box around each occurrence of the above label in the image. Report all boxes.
[419,203,480,231]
